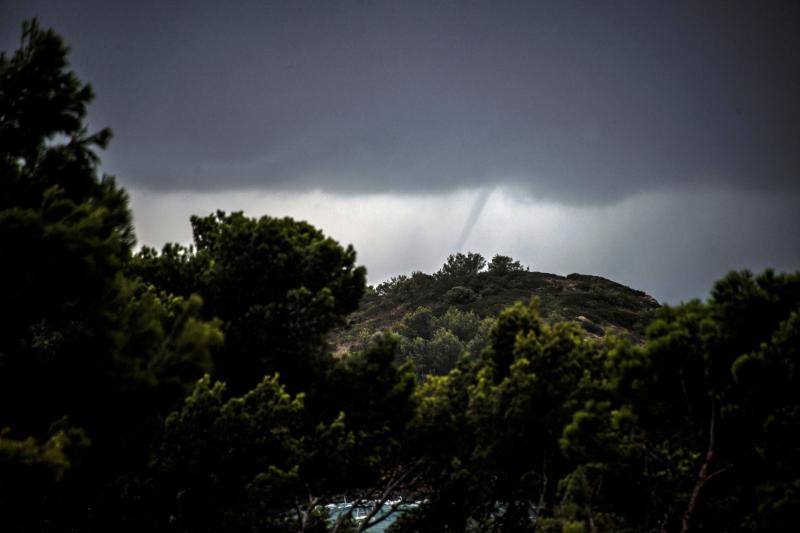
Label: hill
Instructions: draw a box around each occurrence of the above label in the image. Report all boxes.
[333,254,660,371]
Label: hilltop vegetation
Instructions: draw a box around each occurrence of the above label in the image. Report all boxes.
[334,252,659,375]
[2,20,800,533]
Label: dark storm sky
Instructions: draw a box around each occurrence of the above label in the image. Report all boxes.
[2,0,799,301]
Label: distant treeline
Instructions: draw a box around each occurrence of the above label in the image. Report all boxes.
[2,20,799,532]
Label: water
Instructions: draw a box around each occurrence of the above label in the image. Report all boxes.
[326,500,420,532]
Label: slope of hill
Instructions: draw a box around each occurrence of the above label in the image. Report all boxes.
[333,255,661,364]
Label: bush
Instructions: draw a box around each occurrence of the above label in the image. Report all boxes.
[488,254,524,274]
[435,252,486,280]
[444,286,478,304]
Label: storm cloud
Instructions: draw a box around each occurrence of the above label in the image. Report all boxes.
[2,0,799,302]
[3,0,799,203]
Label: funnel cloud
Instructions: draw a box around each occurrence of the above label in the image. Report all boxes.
[455,188,493,252]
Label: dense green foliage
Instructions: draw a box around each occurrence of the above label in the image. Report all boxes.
[388,270,800,531]
[335,252,660,372]
[0,21,400,532]
[2,21,800,533]
[391,306,494,377]
[0,21,222,530]
[130,210,366,393]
